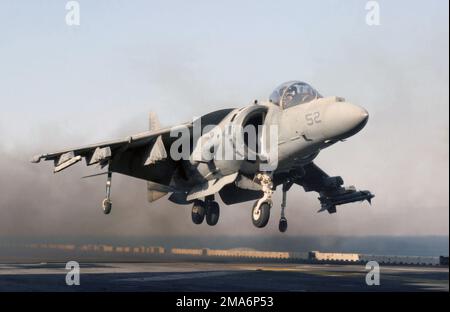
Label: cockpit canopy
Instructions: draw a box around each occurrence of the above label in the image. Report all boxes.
[269,81,322,109]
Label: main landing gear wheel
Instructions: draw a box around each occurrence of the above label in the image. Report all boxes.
[206,201,220,226]
[191,200,206,225]
[102,198,112,215]
[252,201,271,228]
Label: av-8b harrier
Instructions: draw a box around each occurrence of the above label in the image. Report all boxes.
[32,81,374,232]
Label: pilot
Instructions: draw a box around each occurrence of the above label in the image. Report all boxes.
[284,85,298,103]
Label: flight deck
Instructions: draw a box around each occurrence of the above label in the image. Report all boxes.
[0,261,448,292]
[0,243,448,292]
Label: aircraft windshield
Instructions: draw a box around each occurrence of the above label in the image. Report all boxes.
[269,81,321,109]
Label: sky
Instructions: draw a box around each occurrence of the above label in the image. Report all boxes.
[0,0,448,238]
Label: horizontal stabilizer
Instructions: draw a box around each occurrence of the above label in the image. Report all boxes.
[168,192,193,205]
[147,181,175,193]
[147,190,167,202]
[147,180,173,203]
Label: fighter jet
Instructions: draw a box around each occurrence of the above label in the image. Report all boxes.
[32,81,374,232]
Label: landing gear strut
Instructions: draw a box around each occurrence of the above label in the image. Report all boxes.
[251,173,273,228]
[279,181,293,233]
[102,171,112,214]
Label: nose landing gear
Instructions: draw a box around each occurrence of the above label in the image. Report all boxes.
[250,174,293,232]
[252,200,271,228]
[251,173,274,228]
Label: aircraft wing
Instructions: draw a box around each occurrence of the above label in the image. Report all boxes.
[295,162,374,213]
[30,124,190,173]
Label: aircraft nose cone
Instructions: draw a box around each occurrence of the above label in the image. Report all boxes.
[342,103,369,138]
[323,102,369,140]
[360,107,369,121]
[356,105,369,126]
[354,106,369,128]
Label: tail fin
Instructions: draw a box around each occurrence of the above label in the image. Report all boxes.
[149,111,161,131]
[147,111,168,203]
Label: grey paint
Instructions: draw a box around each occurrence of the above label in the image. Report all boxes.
[32,81,374,228]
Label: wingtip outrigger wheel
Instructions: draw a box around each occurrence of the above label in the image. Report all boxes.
[102,171,112,214]
[278,181,293,233]
[279,217,288,233]
[102,198,112,214]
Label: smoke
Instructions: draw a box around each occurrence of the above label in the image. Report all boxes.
[0,101,448,240]
[0,0,448,247]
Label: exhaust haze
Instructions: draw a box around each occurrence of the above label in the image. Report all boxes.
[0,1,448,245]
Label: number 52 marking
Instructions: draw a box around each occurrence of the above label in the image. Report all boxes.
[305,112,321,125]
